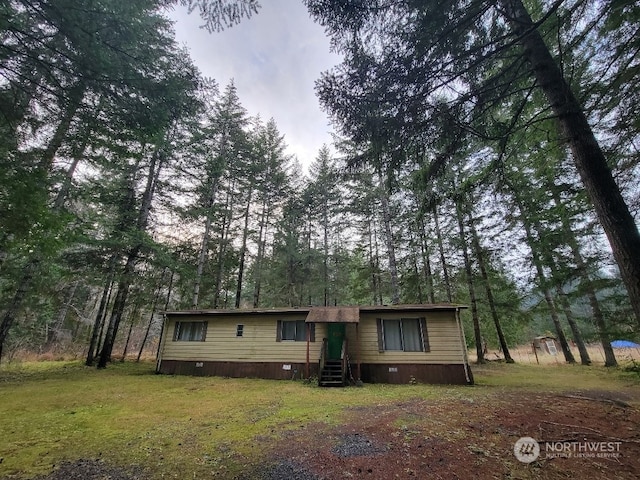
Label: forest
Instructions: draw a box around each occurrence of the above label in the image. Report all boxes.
[0,0,638,368]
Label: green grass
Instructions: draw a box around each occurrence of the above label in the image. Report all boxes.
[0,360,637,479]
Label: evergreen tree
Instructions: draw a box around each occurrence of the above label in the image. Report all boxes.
[305,0,640,327]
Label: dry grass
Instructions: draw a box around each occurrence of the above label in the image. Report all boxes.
[468,343,640,366]
[5,347,158,364]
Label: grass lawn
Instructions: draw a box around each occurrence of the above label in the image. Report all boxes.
[0,360,638,479]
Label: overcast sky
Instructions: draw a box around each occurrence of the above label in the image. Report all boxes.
[168,1,342,170]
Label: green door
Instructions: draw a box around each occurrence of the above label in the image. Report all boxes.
[327,323,346,359]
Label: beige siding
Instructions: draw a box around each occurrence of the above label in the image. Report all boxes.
[161,314,326,363]
[349,311,465,364]
[160,310,466,366]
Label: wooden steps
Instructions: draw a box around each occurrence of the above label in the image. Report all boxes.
[319,359,345,387]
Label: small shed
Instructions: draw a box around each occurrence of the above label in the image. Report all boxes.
[532,335,559,355]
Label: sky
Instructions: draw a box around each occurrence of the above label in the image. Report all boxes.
[168,1,342,170]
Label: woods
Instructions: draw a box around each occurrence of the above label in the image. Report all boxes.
[1,0,638,367]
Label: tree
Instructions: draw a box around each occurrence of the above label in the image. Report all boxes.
[178,0,260,32]
[1,0,196,360]
[250,119,291,307]
[305,0,640,327]
[466,205,515,363]
[306,146,343,306]
[0,0,267,360]
[188,81,249,308]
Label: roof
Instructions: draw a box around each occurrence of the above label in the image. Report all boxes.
[164,303,466,317]
[305,306,360,323]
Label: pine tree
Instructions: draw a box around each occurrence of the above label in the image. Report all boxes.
[305,0,640,326]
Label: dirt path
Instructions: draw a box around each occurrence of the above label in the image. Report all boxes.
[246,389,640,480]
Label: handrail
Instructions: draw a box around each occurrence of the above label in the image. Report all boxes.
[340,338,347,359]
[319,338,328,385]
[340,338,348,385]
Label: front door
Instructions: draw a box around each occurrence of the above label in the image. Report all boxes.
[327,323,345,359]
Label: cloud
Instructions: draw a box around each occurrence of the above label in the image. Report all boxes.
[168,0,342,169]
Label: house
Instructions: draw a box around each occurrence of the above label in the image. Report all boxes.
[156,304,473,385]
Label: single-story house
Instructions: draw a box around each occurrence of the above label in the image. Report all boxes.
[156,304,473,385]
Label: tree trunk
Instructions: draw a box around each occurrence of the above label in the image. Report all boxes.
[97,139,166,368]
[0,233,8,273]
[586,285,617,367]
[235,188,253,308]
[252,199,270,307]
[380,189,400,304]
[137,269,166,362]
[433,205,453,302]
[52,140,88,210]
[555,285,591,365]
[86,256,117,366]
[47,282,78,347]
[528,193,591,365]
[543,287,576,363]
[454,201,484,364]
[39,82,86,171]
[413,254,424,303]
[97,251,137,368]
[0,82,88,361]
[120,313,137,362]
[52,99,101,210]
[154,270,175,362]
[418,218,436,304]
[549,188,617,366]
[193,214,212,309]
[213,177,236,308]
[509,186,576,363]
[0,259,39,362]
[502,0,640,327]
[322,201,330,307]
[367,218,380,305]
[467,211,514,363]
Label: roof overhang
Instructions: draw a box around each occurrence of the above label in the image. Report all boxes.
[305,306,360,323]
[163,304,467,318]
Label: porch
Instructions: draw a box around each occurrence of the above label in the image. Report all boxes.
[304,306,361,387]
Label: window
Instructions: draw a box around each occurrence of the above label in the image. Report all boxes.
[282,320,306,341]
[173,321,207,342]
[236,324,244,337]
[276,320,315,342]
[377,318,429,352]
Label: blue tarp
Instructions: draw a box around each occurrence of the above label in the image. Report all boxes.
[611,340,640,348]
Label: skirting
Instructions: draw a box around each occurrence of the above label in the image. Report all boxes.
[157,360,473,385]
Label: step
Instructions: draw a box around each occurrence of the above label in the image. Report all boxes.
[319,359,346,387]
[319,381,344,387]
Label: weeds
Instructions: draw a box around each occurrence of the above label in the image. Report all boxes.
[0,360,637,479]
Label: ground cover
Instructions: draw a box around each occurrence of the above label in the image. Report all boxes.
[0,360,638,479]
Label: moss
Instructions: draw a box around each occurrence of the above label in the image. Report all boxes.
[0,360,637,478]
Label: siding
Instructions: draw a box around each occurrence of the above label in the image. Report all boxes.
[160,310,465,366]
[161,314,326,363]
[349,311,465,364]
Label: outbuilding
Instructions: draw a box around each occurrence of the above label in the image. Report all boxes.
[532,335,560,355]
[156,304,473,385]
